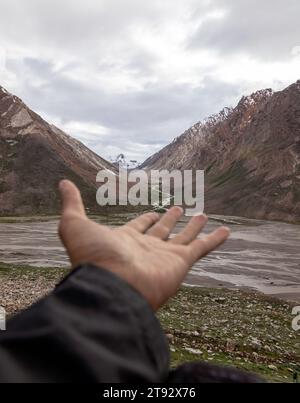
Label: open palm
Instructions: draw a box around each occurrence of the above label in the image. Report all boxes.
[58,180,230,310]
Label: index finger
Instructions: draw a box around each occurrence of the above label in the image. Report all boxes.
[186,226,230,265]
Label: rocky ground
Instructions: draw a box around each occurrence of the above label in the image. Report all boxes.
[0,262,299,383]
[158,288,300,383]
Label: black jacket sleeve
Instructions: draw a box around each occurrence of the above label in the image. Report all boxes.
[0,264,169,383]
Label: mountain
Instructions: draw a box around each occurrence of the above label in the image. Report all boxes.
[0,86,117,215]
[141,81,300,223]
[109,154,140,169]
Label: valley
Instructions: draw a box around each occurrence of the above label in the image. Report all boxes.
[1,213,299,384]
[0,214,299,302]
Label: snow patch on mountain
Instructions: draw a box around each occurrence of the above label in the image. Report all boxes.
[110,154,140,169]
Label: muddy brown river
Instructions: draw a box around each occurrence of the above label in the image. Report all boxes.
[0,215,300,302]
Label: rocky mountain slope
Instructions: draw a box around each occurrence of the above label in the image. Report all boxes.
[0,86,116,215]
[142,81,300,223]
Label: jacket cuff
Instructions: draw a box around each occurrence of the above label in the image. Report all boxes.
[57,263,170,381]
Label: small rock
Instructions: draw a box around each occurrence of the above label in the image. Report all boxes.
[165,333,174,342]
[214,297,226,303]
[249,337,262,349]
[226,340,237,352]
[185,348,203,355]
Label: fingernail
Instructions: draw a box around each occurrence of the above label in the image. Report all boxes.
[197,214,207,221]
[59,180,68,191]
[175,206,184,215]
[221,226,231,235]
[193,212,206,217]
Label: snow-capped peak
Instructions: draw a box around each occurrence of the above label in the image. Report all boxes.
[109,154,140,169]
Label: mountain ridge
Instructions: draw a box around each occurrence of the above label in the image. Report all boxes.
[0,85,116,215]
[141,81,300,223]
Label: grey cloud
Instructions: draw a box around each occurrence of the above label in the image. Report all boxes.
[0,0,196,57]
[1,0,296,162]
[189,0,300,61]
[6,55,241,160]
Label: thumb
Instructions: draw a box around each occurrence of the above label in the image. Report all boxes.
[59,180,86,217]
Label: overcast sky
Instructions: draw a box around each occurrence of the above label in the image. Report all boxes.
[1,0,300,162]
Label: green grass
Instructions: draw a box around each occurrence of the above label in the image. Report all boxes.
[0,262,69,280]
[0,215,60,223]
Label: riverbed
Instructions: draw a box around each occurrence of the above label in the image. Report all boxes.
[0,215,299,302]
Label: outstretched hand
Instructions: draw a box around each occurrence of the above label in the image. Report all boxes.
[58,180,230,311]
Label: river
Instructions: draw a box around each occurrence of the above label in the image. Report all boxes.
[0,215,299,302]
